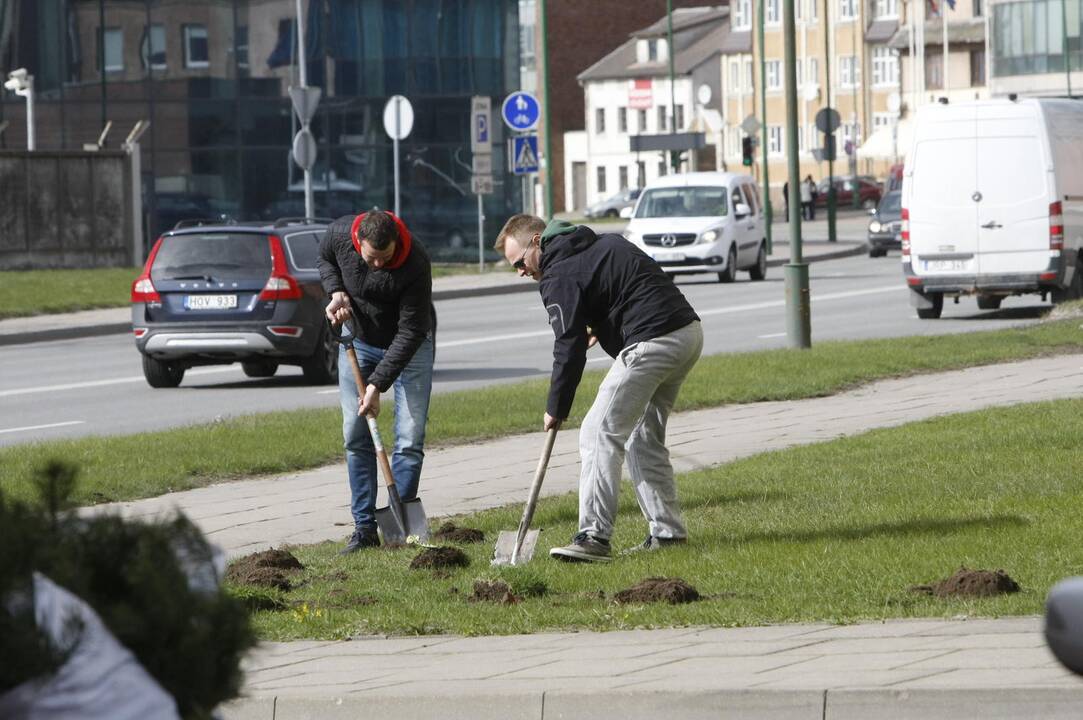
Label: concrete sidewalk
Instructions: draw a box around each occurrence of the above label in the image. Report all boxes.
[0,238,864,346]
[92,354,1083,718]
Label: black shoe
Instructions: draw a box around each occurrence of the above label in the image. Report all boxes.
[339,526,380,555]
[549,532,612,563]
[622,534,687,555]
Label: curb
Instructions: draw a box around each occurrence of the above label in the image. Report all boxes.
[0,244,865,347]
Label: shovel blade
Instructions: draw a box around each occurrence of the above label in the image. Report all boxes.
[491,529,540,566]
[375,497,430,547]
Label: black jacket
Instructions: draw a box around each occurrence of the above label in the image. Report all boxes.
[538,223,700,418]
[317,214,435,392]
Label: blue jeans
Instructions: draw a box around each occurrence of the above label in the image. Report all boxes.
[339,333,434,529]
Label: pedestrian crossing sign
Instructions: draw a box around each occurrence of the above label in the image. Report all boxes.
[512,135,539,175]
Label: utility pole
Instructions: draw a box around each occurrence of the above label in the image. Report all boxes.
[758,0,773,252]
[784,0,811,348]
[295,0,314,219]
[540,0,553,218]
[1063,0,1073,97]
[823,0,837,242]
[668,0,679,170]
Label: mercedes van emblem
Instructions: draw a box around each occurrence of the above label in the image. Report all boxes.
[661,234,677,247]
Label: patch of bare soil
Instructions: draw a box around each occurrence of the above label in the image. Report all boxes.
[324,589,377,609]
[911,567,1021,598]
[469,579,520,604]
[410,546,470,570]
[432,522,485,544]
[225,548,305,590]
[614,577,700,605]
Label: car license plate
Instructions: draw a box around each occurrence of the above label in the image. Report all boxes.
[653,252,686,262]
[186,294,238,310]
[923,259,968,272]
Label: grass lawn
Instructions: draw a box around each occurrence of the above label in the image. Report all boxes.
[0,268,140,319]
[239,398,1083,639]
[2,317,1082,507]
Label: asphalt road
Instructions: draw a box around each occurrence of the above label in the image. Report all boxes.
[0,253,1051,448]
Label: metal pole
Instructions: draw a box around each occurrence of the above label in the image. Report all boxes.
[296,0,314,219]
[667,0,678,169]
[540,0,553,218]
[393,134,401,217]
[25,77,35,151]
[1063,0,1073,96]
[784,0,811,349]
[942,7,949,96]
[850,7,859,209]
[477,193,485,272]
[823,0,836,242]
[759,0,773,252]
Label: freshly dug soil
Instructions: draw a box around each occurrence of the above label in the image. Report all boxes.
[225,549,305,590]
[469,579,519,604]
[912,567,1021,598]
[410,547,470,570]
[614,577,700,605]
[432,522,485,544]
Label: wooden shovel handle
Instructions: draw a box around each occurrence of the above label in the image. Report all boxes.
[342,345,396,493]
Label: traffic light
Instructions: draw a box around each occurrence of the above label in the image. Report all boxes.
[669,150,687,171]
[741,136,753,167]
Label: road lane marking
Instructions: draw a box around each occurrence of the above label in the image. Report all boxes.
[0,420,86,435]
[0,366,240,398]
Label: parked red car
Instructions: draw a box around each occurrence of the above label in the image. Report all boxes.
[814,176,883,210]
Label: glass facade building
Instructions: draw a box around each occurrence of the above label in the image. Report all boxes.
[0,0,521,259]
[993,0,1082,76]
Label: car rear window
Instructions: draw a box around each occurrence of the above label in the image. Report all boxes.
[284,232,321,271]
[635,186,728,218]
[151,233,271,281]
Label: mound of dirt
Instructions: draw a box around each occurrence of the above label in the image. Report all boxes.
[614,577,700,605]
[469,579,519,604]
[225,548,305,590]
[432,522,485,544]
[912,567,1021,598]
[410,546,470,570]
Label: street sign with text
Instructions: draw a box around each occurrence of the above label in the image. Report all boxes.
[471,96,492,154]
[471,175,494,194]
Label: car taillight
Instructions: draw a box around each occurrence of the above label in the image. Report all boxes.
[1050,201,1064,251]
[131,236,164,303]
[901,208,910,259]
[133,327,147,338]
[267,326,303,337]
[259,235,303,301]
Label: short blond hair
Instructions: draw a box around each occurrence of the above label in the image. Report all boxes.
[494,214,545,253]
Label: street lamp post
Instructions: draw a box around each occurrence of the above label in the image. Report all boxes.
[758,0,773,251]
[784,0,811,348]
[4,69,35,151]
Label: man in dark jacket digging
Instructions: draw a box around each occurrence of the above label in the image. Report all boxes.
[494,215,703,562]
[318,210,435,554]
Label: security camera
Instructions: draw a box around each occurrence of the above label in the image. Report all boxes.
[4,68,29,92]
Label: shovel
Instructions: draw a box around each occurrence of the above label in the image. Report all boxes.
[334,321,430,547]
[492,427,558,566]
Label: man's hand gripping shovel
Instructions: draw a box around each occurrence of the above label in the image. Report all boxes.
[331,319,430,547]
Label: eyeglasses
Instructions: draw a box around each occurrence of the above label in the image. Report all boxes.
[512,236,538,271]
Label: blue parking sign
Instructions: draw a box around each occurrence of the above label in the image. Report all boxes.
[502,92,540,132]
[512,135,539,175]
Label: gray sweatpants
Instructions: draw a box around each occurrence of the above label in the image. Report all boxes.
[578,320,703,541]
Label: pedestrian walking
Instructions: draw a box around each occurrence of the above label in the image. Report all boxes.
[782,182,789,222]
[800,176,813,221]
[494,215,703,562]
[318,210,436,554]
[806,175,818,221]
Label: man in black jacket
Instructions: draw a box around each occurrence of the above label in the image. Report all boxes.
[318,210,435,553]
[495,215,703,562]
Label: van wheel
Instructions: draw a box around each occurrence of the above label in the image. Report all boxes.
[718,245,738,283]
[1052,261,1083,304]
[976,294,1003,310]
[915,292,944,320]
[242,361,278,378]
[302,324,339,384]
[868,247,886,258]
[748,243,767,281]
[142,355,185,388]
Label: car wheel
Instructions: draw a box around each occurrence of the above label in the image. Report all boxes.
[302,324,339,385]
[605,209,619,218]
[915,292,944,320]
[976,294,1003,310]
[862,197,877,210]
[142,355,185,388]
[749,242,767,281]
[242,361,278,378]
[868,247,885,258]
[717,245,738,283]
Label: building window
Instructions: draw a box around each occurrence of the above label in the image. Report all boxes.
[597,166,607,194]
[657,105,668,132]
[658,160,667,177]
[973,0,982,16]
[768,125,783,155]
[766,59,782,90]
[809,0,819,21]
[140,24,166,70]
[971,49,986,85]
[796,58,804,87]
[808,124,821,150]
[619,165,629,189]
[733,0,752,28]
[596,107,606,134]
[648,39,659,62]
[766,0,781,23]
[798,125,806,152]
[838,55,860,87]
[873,0,898,18]
[638,109,648,132]
[873,112,893,130]
[925,50,942,89]
[637,161,646,186]
[618,107,628,133]
[872,46,899,86]
[745,58,754,92]
[236,25,250,70]
[808,57,819,87]
[675,104,684,129]
[100,28,124,73]
[184,24,209,69]
[839,0,857,20]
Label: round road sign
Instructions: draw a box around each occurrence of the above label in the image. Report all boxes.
[815,108,841,134]
[292,128,317,171]
[383,95,414,141]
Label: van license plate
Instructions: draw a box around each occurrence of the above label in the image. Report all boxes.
[653,252,686,262]
[923,259,968,272]
[186,294,238,310]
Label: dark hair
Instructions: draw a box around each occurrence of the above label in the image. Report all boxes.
[358,211,399,251]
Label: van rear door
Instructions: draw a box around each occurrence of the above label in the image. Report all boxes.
[974,112,1051,275]
[908,105,979,278]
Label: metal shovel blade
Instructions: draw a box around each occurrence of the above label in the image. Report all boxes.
[492,529,540,566]
[375,497,430,547]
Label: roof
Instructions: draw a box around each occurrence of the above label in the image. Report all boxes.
[867,19,899,43]
[645,171,754,189]
[888,18,986,50]
[578,6,736,82]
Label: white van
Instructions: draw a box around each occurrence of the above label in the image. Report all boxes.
[902,98,1083,318]
[621,171,768,283]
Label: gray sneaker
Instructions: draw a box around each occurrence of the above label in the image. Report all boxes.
[549,532,612,563]
[622,535,687,555]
